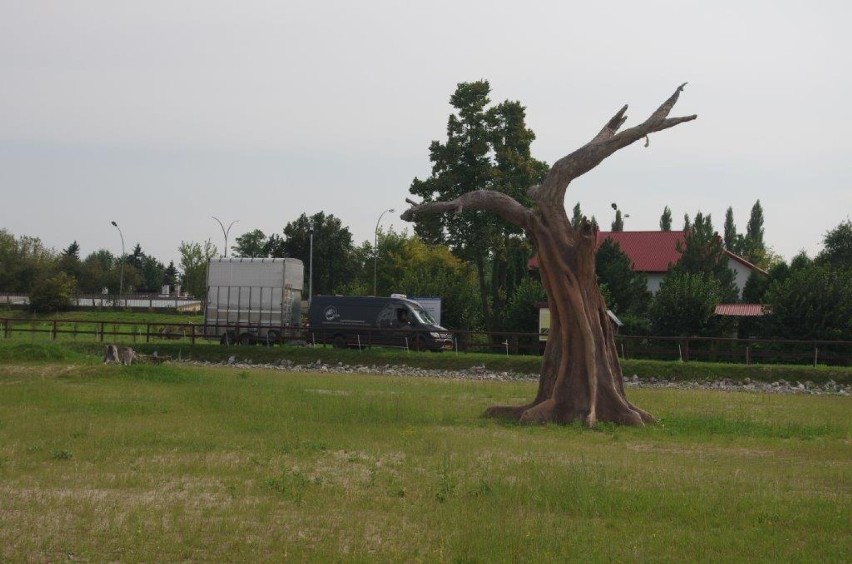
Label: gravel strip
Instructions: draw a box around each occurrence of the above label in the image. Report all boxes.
[182,358,851,396]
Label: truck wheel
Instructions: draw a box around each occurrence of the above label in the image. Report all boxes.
[239,333,255,346]
[333,335,347,349]
[220,333,235,346]
[265,331,280,346]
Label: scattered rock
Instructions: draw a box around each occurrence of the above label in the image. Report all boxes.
[175,359,851,396]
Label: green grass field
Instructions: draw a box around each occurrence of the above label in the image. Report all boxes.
[0,346,849,561]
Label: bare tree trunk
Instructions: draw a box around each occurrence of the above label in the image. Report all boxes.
[403,85,696,426]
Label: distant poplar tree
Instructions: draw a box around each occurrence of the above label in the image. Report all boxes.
[571,203,583,227]
[723,206,738,251]
[611,209,624,232]
[659,206,672,231]
[742,199,766,265]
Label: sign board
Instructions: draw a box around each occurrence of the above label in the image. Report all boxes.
[538,307,621,342]
[538,307,550,342]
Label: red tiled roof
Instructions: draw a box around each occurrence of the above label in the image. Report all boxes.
[595,231,684,273]
[527,230,768,276]
[527,230,684,272]
[714,304,767,317]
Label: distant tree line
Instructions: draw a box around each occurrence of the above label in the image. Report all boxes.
[1,213,849,341]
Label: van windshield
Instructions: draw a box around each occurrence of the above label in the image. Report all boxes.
[411,306,437,325]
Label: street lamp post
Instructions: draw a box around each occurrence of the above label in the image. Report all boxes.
[110,221,125,308]
[212,217,239,258]
[373,208,394,296]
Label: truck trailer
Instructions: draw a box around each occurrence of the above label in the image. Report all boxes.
[204,257,304,345]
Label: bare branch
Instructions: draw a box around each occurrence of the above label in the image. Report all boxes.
[401,190,532,229]
[590,105,629,143]
[537,84,697,202]
[646,82,688,126]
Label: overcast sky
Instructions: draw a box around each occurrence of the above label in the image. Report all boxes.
[1,1,849,267]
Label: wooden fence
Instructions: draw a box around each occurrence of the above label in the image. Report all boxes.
[1,317,850,366]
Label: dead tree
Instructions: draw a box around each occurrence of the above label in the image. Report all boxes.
[402,84,696,426]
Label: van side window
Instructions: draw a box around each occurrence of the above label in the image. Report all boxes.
[397,308,411,324]
[377,304,396,327]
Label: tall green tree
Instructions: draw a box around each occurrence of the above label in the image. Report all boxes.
[595,238,651,322]
[571,203,583,228]
[408,80,548,331]
[127,244,145,271]
[723,206,737,251]
[178,239,218,298]
[63,241,80,259]
[282,212,356,296]
[741,199,766,266]
[78,250,114,294]
[164,261,179,287]
[760,221,852,340]
[58,241,82,283]
[232,229,270,258]
[503,276,546,334]
[139,255,166,293]
[611,209,624,232]
[817,219,852,269]
[659,206,672,231]
[672,211,738,301]
[763,263,851,340]
[650,272,722,336]
[0,231,56,293]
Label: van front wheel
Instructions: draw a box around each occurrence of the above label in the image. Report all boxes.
[333,335,347,349]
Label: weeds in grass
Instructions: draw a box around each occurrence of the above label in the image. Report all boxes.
[435,455,457,503]
[265,469,311,503]
[50,449,72,460]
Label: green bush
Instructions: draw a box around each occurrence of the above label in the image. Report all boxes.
[29,272,76,314]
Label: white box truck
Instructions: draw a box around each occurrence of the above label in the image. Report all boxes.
[204,257,304,345]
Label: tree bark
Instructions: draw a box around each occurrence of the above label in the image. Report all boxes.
[403,85,696,426]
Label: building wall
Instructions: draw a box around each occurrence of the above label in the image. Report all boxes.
[646,273,665,295]
[643,259,754,298]
[727,258,753,299]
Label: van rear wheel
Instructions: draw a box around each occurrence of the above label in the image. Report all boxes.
[333,335,347,349]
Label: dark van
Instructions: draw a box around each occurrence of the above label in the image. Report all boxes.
[308,295,453,352]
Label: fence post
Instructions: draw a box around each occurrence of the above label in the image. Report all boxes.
[52,320,57,341]
[99,322,104,343]
[746,344,751,365]
[191,324,196,345]
[813,345,818,368]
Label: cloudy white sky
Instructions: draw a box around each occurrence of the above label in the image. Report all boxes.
[1,1,849,267]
